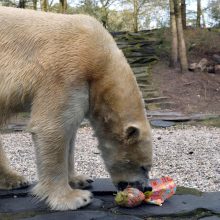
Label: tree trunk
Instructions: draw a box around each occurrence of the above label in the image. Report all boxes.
[33,0,37,10]
[133,0,138,32]
[18,0,26,8]
[196,0,201,28]
[181,0,186,29]
[41,0,48,11]
[169,0,178,68]
[101,7,109,28]
[59,0,67,13]
[202,9,206,28]
[174,0,188,73]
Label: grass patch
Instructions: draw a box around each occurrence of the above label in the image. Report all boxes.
[198,117,220,128]
[176,186,203,196]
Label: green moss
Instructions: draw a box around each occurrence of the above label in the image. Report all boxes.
[145,103,162,111]
[185,117,220,128]
[176,186,203,196]
[199,117,220,128]
[145,210,216,220]
[0,210,49,220]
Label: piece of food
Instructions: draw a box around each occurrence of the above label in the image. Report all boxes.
[115,187,145,207]
[145,176,176,206]
[115,176,176,208]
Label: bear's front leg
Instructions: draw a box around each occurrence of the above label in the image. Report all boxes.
[31,128,93,211]
[0,142,28,189]
[30,82,91,210]
[68,135,94,189]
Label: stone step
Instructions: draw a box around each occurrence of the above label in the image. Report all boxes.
[116,40,158,45]
[127,56,156,61]
[137,79,151,85]
[140,88,156,92]
[147,112,220,121]
[130,62,156,67]
[146,110,185,117]
[134,72,148,78]
[1,123,27,132]
[145,102,175,111]
[150,120,176,128]
[124,47,155,53]
[145,103,161,110]
[111,31,128,37]
[123,48,155,53]
[141,91,160,98]
[138,83,154,89]
[113,31,170,111]
[135,73,149,77]
[150,116,191,122]
[123,51,156,58]
[136,74,151,79]
[127,31,156,37]
[118,44,130,49]
[131,66,148,73]
[119,45,156,51]
[112,30,155,36]
[134,69,148,74]
[158,102,175,109]
[144,97,169,103]
[131,63,153,67]
[1,178,219,220]
[134,47,156,52]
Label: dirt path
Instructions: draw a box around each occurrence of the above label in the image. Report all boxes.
[152,62,220,114]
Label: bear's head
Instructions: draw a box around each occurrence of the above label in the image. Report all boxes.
[95,119,152,192]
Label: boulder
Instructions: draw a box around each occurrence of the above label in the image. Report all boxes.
[207,65,215,74]
[215,64,220,74]
[213,54,220,64]
[197,58,208,71]
[189,63,198,71]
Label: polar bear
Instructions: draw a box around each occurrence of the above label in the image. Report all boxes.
[0,7,152,210]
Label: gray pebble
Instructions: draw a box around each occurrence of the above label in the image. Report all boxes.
[1,125,220,192]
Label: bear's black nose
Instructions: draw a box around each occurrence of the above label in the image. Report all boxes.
[117,181,129,191]
[117,181,152,192]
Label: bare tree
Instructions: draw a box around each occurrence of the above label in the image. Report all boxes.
[41,0,48,11]
[132,0,139,32]
[175,0,188,73]
[122,0,148,32]
[18,0,26,8]
[181,0,186,29]
[169,0,178,67]
[59,0,67,13]
[33,0,37,9]
[201,9,206,28]
[196,0,201,27]
[99,0,115,28]
[169,0,188,73]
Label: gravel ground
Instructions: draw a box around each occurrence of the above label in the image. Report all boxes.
[1,125,220,192]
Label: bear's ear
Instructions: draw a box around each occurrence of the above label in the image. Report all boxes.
[125,125,140,143]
